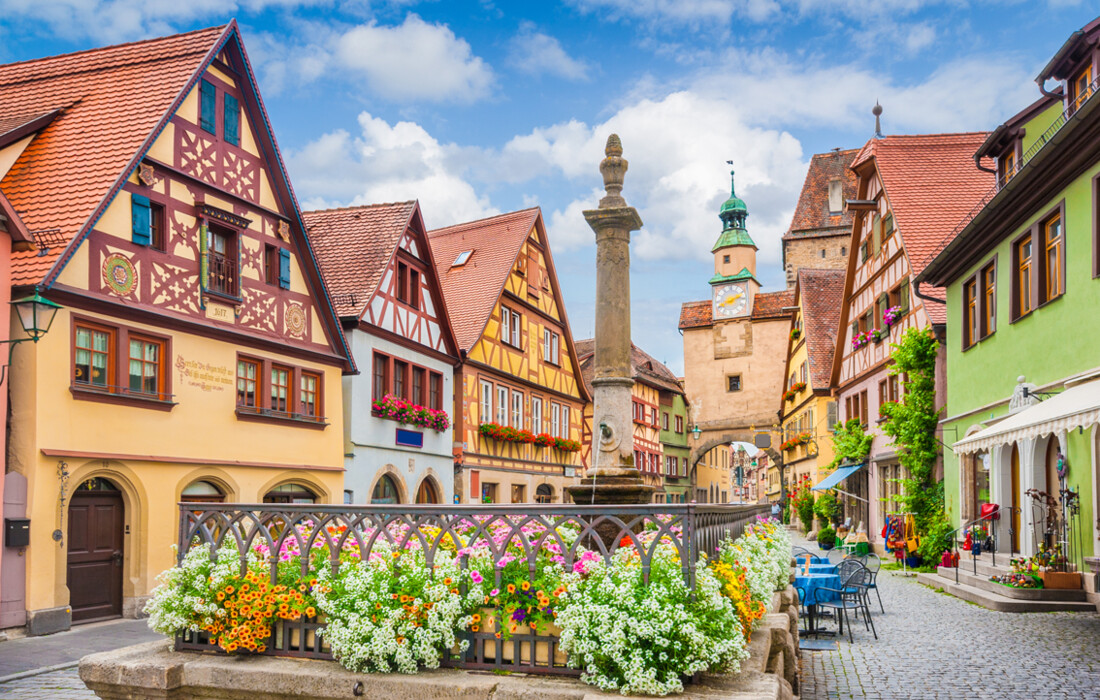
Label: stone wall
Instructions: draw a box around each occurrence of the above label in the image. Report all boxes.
[783,233,850,288]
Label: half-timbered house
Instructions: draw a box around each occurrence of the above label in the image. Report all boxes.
[830,132,993,550]
[305,202,458,506]
[0,24,353,636]
[428,209,588,504]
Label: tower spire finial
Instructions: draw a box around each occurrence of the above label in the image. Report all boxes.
[873,101,884,139]
[726,160,736,196]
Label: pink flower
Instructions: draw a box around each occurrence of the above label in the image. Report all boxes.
[470,570,483,584]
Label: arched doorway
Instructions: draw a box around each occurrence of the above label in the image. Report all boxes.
[414,477,440,504]
[68,477,124,623]
[372,475,400,504]
[181,480,226,503]
[535,484,553,504]
[263,483,317,504]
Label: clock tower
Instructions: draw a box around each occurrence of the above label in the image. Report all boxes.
[710,170,759,321]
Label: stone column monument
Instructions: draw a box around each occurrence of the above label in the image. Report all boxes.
[567,135,654,507]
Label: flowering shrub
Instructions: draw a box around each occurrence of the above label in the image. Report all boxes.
[883,305,903,327]
[479,422,536,444]
[737,519,793,591]
[556,544,747,696]
[372,394,449,432]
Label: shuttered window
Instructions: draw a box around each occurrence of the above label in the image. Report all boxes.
[223,94,240,146]
[200,80,217,134]
[131,194,151,245]
[278,249,291,289]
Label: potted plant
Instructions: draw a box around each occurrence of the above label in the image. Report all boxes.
[817,526,836,550]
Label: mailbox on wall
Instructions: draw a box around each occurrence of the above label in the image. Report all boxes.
[5,518,30,548]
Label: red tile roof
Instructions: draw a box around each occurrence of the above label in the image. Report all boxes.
[303,202,417,318]
[428,208,540,352]
[852,133,994,324]
[678,300,713,330]
[785,148,859,238]
[574,338,683,395]
[751,290,795,320]
[0,25,227,285]
[797,268,845,389]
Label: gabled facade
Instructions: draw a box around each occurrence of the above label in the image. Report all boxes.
[576,340,689,502]
[831,132,993,550]
[305,202,459,507]
[428,209,588,504]
[782,148,858,288]
[0,24,352,635]
[921,16,1100,563]
[779,268,844,510]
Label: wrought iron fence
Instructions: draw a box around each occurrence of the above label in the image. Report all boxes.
[175,502,770,673]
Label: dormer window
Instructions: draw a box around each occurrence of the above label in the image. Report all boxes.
[1069,62,1094,113]
[1000,148,1016,187]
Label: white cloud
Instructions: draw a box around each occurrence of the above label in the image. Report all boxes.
[508,24,591,81]
[903,22,937,53]
[334,15,494,102]
[288,111,497,229]
[0,0,228,42]
[569,0,780,24]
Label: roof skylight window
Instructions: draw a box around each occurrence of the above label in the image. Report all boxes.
[452,250,473,267]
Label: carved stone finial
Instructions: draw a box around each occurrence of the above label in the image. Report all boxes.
[873,101,884,140]
[598,133,628,209]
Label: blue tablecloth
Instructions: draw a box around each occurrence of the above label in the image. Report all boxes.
[795,572,841,606]
[806,563,838,575]
[793,555,831,566]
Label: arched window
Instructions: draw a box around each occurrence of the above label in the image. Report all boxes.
[535,484,553,504]
[263,483,317,504]
[76,477,119,492]
[181,480,225,503]
[414,478,439,504]
[372,475,400,504]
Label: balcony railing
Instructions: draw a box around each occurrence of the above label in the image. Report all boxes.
[203,251,238,298]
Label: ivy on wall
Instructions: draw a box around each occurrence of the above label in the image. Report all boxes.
[828,419,873,469]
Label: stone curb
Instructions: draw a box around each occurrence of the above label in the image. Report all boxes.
[0,660,81,684]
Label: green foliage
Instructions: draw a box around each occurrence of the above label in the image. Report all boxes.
[917,513,954,566]
[813,491,839,528]
[794,488,816,533]
[829,419,873,469]
[879,327,944,538]
[816,526,836,548]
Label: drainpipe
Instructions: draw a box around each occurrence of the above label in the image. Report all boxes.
[1037,77,1061,100]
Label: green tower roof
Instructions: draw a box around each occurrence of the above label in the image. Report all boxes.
[708,267,759,285]
[712,169,756,252]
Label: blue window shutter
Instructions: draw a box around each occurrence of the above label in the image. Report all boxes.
[199,80,216,134]
[223,94,240,146]
[131,194,151,246]
[278,249,291,289]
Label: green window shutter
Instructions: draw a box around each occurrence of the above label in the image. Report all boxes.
[850,320,858,340]
[899,278,910,314]
[200,80,216,134]
[223,94,240,146]
[131,194,151,246]
[278,249,291,289]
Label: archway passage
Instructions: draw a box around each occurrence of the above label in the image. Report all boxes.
[415,477,440,504]
[67,477,124,623]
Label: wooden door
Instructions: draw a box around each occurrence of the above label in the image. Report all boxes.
[1010,446,1021,553]
[67,486,124,623]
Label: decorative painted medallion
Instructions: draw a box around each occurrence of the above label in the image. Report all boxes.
[277,220,291,242]
[138,163,157,186]
[102,253,137,296]
[285,302,306,338]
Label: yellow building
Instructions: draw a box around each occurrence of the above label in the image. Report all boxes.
[428,209,588,504]
[779,269,845,517]
[695,443,732,503]
[2,25,352,635]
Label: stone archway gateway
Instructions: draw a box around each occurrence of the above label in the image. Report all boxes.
[67,477,124,623]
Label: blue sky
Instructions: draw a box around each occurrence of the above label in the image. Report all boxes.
[2,1,1096,373]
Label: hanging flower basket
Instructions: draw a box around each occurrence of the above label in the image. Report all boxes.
[372,394,449,431]
[789,328,802,341]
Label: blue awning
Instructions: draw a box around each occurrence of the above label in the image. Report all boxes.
[812,462,866,491]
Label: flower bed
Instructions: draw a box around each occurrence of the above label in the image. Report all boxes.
[371,394,449,431]
[148,506,785,696]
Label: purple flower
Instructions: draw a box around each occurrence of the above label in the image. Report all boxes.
[511,608,526,622]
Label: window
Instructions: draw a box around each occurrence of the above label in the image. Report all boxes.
[511,389,523,428]
[860,239,869,263]
[265,245,280,285]
[1040,212,1063,305]
[497,386,508,425]
[199,79,216,134]
[480,380,492,422]
[650,407,658,426]
[300,371,321,418]
[675,415,684,433]
[373,354,389,402]
[182,480,225,504]
[511,484,526,503]
[393,360,408,400]
[264,483,317,504]
[561,406,570,438]
[237,358,259,408]
[1001,148,1016,186]
[74,323,114,389]
[131,194,165,249]
[535,484,553,504]
[543,329,560,364]
[481,483,497,504]
[126,336,164,397]
[727,375,742,392]
[452,250,473,268]
[531,396,543,433]
[828,179,843,213]
[412,367,425,405]
[502,308,521,347]
[888,375,899,403]
[882,213,894,241]
[963,278,978,348]
[662,412,669,430]
[271,365,290,413]
[723,254,730,264]
[799,361,807,384]
[982,262,996,337]
[859,389,868,426]
[372,475,400,504]
[396,261,420,307]
[551,403,561,437]
[1014,234,1033,318]
[1070,62,1094,113]
[820,249,826,258]
[206,225,238,297]
[501,307,510,345]
[429,372,442,411]
[150,202,166,251]
[223,93,240,146]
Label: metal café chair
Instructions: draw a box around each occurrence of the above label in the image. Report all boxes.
[817,567,878,643]
[864,553,884,613]
[836,558,864,587]
[826,547,845,565]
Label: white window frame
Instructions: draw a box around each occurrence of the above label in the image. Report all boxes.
[497,385,508,425]
[511,389,523,429]
[500,306,510,344]
[561,406,570,438]
[551,402,560,437]
[480,380,492,424]
[551,332,559,364]
[531,396,543,433]
[543,329,552,362]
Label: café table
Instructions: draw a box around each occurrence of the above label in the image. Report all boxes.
[795,572,841,636]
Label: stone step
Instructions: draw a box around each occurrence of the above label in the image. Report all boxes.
[916,572,1098,613]
[940,557,1015,579]
[937,567,1090,602]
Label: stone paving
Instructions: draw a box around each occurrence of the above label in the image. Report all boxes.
[0,667,90,699]
[794,533,1100,700]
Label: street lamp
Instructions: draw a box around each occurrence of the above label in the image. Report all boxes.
[691,424,701,441]
[1,291,61,385]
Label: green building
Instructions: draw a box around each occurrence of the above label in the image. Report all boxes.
[919,17,1100,569]
[660,392,692,503]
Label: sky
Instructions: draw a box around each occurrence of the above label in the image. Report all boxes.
[2,1,1096,374]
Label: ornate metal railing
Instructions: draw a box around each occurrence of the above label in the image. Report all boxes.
[174,502,769,673]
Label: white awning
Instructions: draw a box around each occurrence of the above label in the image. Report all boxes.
[952,378,1100,455]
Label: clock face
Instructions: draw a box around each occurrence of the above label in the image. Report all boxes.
[714,284,747,318]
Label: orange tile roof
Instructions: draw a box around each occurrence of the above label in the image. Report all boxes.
[678,300,713,329]
[785,148,859,238]
[751,290,795,320]
[304,202,417,318]
[428,208,540,352]
[0,25,227,285]
[574,338,683,396]
[852,133,994,324]
[797,268,845,389]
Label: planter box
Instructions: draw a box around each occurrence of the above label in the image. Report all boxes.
[1040,571,1082,590]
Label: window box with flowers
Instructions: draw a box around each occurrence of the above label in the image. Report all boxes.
[870,328,886,344]
[882,305,903,328]
[783,382,807,402]
[851,330,873,350]
[372,394,450,431]
[553,437,582,453]
[780,432,812,451]
[478,423,536,444]
[789,328,801,341]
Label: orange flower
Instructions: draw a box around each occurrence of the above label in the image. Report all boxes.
[520,581,530,591]
[305,607,316,618]
[506,584,516,594]
[471,614,481,623]
[470,624,479,632]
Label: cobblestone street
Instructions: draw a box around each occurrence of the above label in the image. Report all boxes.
[0,667,91,699]
[796,536,1100,700]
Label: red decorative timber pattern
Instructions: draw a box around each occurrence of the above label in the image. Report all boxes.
[174,120,260,205]
[238,285,278,333]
